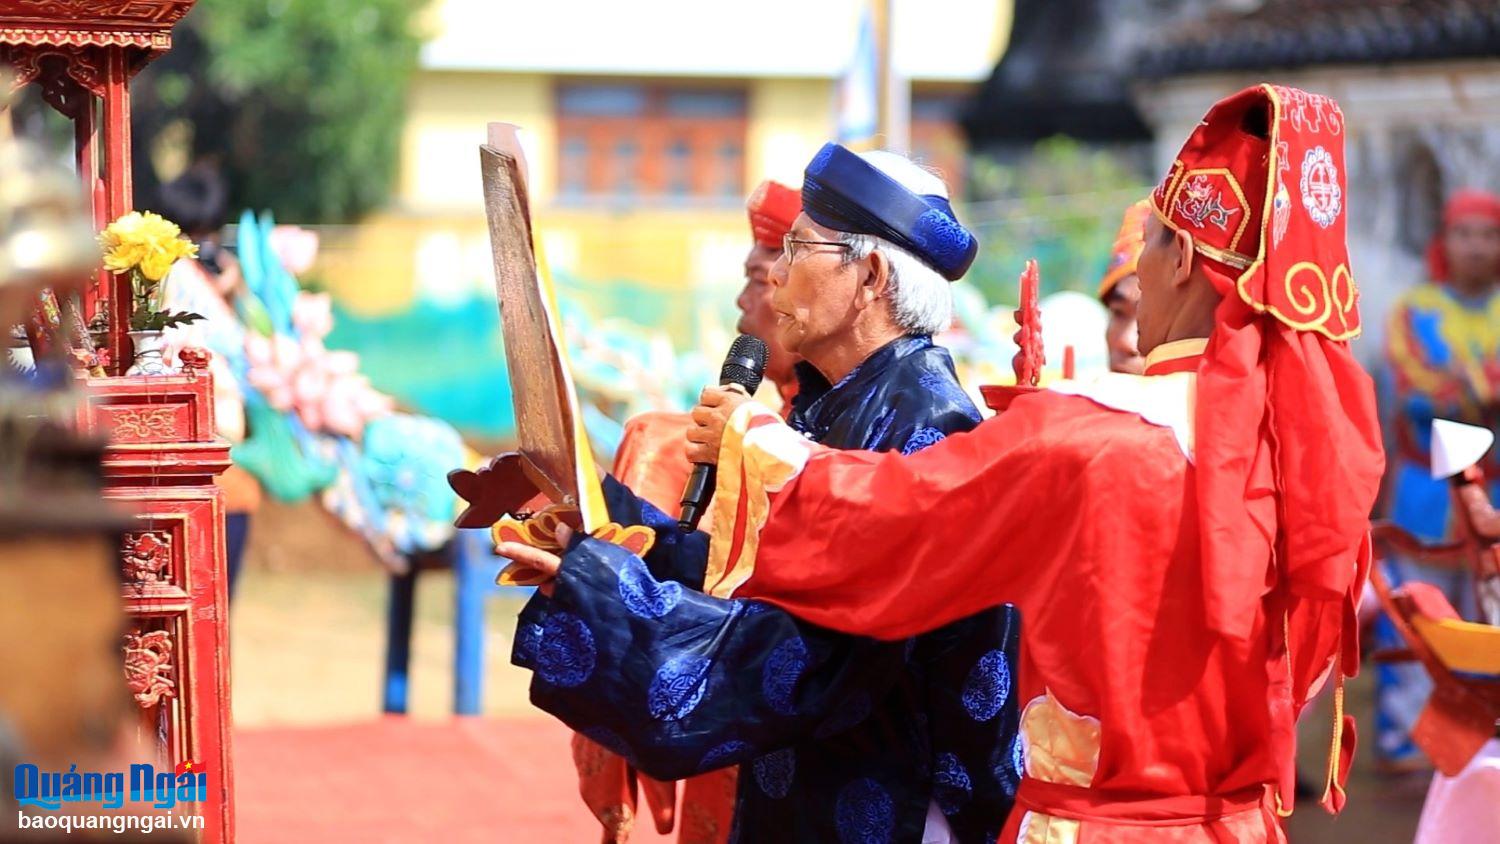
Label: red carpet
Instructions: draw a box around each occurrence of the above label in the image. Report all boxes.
[235,716,674,843]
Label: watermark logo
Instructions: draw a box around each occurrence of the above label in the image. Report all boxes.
[13,761,207,811]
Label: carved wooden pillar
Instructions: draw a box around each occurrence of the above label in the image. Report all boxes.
[76,361,233,843]
[100,46,134,373]
[3,6,226,839]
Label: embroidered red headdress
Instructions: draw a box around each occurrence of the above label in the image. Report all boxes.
[746,180,801,250]
[1426,188,1500,283]
[1152,84,1385,813]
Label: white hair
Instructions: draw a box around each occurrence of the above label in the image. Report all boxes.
[836,150,955,335]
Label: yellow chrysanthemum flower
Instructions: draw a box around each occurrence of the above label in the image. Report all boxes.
[99,210,198,279]
[139,248,175,282]
[139,212,183,246]
[104,210,148,243]
[102,242,148,274]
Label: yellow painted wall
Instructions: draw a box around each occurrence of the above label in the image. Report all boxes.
[539,208,740,289]
[748,77,836,187]
[398,71,555,211]
[319,72,847,317]
[317,71,558,313]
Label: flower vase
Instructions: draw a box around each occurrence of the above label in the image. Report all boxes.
[126,330,173,376]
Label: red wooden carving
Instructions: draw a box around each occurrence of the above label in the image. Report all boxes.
[77,369,216,442]
[1013,258,1043,386]
[122,628,176,708]
[107,406,183,440]
[94,367,232,842]
[178,346,212,372]
[980,259,1046,413]
[122,530,171,583]
[0,1,192,55]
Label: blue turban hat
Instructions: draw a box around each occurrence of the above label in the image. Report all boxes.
[801,143,978,281]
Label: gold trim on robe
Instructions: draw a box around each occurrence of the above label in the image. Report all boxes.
[703,401,815,598]
[1143,337,1209,371]
[1016,690,1102,844]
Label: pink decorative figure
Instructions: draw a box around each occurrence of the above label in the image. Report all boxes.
[244,291,396,440]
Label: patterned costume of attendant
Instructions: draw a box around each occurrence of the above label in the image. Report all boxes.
[514,334,1024,843]
[1377,189,1500,766]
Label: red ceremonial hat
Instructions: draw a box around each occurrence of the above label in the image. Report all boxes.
[1097,199,1152,302]
[1426,188,1500,283]
[1151,84,1385,813]
[747,180,801,250]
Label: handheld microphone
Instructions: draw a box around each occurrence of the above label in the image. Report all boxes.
[678,334,768,531]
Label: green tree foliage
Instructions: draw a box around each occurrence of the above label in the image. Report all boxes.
[962,137,1150,305]
[132,0,426,223]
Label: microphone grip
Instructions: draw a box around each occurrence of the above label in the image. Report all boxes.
[678,463,716,531]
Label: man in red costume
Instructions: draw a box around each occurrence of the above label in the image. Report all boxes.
[571,179,803,844]
[737,179,804,408]
[1098,200,1152,375]
[1378,187,1500,772]
[513,85,1383,841]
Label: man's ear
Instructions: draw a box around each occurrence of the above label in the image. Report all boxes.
[862,250,893,306]
[1172,229,1195,288]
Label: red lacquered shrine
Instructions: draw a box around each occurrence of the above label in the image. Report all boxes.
[2,4,233,841]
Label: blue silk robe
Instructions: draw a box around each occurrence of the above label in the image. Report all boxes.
[514,335,1023,843]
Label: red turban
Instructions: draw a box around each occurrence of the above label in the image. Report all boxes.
[746,180,801,250]
[1425,188,1500,283]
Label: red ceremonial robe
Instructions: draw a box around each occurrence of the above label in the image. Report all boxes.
[702,340,1355,842]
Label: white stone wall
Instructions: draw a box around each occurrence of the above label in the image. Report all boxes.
[1133,60,1500,365]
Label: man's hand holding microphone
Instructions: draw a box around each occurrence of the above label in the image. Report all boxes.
[683,386,754,478]
[496,335,767,592]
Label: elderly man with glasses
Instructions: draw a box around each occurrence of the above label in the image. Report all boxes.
[503,146,1022,844]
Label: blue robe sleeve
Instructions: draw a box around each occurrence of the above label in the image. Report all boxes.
[915,605,1024,841]
[600,474,709,589]
[520,537,908,782]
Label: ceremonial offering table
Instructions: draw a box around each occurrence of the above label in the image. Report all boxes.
[3,3,232,840]
[75,364,233,842]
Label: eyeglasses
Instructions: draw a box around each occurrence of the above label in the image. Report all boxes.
[783,233,853,264]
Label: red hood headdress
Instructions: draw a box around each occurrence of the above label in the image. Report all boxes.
[1151,83,1383,641]
[746,180,801,250]
[1152,84,1385,812]
[1426,188,1500,283]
